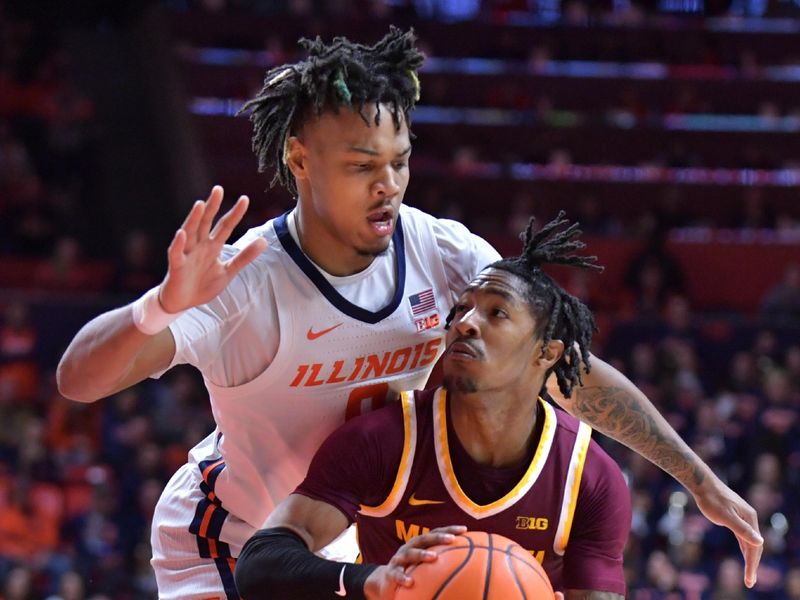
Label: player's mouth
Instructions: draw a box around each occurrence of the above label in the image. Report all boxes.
[446,340,482,360]
[366,207,394,237]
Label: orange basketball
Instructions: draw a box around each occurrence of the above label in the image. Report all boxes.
[394,531,555,600]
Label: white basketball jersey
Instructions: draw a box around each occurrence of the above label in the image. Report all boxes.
[184,206,496,530]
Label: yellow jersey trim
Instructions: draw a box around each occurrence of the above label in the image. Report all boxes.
[553,421,592,555]
[358,391,416,517]
[434,388,556,520]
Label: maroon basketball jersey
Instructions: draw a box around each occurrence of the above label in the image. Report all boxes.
[356,387,594,590]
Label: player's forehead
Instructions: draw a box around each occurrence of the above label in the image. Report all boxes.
[302,103,410,150]
[462,268,528,304]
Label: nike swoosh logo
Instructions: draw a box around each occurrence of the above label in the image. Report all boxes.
[334,565,347,597]
[408,493,445,506]
[307,323,343,340]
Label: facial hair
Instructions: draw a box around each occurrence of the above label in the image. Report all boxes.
[443,374,478,394]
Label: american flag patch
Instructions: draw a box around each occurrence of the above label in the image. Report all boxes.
[409,289,436,316]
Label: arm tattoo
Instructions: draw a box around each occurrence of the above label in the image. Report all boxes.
[565,591,625,600]
[572,386,705,487]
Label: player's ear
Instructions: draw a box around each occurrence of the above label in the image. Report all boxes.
[284,136,307,179]
[535,339,564,370]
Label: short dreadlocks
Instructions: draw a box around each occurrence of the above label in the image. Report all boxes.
[238,27,424,196]
[447,211,604,398]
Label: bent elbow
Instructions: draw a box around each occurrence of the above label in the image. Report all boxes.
[56,358,99,403]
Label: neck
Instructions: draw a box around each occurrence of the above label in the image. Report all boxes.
[449,388,541,468]
[293,205,374,276]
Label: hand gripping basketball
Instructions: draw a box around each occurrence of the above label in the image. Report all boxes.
[160,185,268,314]
[364,526,468,600]
[393,531,555,600]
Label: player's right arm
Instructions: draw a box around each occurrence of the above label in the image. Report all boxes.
[56,186,267,402]
[234,494,465,600]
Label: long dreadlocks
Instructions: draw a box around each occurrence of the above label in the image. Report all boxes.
[238,27,423,196]
[448,211,604,398]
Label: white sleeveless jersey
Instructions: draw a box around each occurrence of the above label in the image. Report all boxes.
[176,205,500,530]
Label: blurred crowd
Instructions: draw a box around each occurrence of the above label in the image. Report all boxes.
[166,0,800,20]
[2,1,800,598]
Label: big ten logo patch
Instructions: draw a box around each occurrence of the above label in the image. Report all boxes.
[515,516,549,531]
[415,313,440,332]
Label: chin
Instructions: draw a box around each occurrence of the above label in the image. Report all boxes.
[356,239,392,258]
[443,374,478,394]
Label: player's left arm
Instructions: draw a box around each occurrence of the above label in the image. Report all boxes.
[546,352,763,588]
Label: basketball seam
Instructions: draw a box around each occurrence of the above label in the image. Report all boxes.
[505,544,528,600]
[482,533,493,600]
[508,547,552,591]
[432,542,552,596]
[432,535,475,600]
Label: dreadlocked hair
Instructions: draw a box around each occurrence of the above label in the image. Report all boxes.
[237,26,424,196]
[448,211,604,398]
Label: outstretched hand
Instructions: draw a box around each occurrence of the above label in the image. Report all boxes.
[364,526,467,600]
[693,478,763,588]
[159,185,268,313]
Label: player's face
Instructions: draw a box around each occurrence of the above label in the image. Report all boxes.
[443,269,552,394]
[289,103,411,268]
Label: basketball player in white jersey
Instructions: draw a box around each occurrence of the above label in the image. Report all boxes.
[57,28,762,599]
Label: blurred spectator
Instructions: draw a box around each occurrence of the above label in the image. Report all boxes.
[761,262,800,323]
[0,476,59,565]
[33,237,92,292]
[62,482,127,597]
[623,233,686,317]
[44,570,85,600]
[785,567,800,600]
[641,550,682,597]
[110,230,161,297]
[0,301,39,402]
[3,565,34,600]
[504,191,535,237]
[711,557,746,600]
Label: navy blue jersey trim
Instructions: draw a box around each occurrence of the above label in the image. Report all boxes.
[215,557,239,600]
[273,211,406,324]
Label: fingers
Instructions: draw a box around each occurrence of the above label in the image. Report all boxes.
[383,565,413,588]
[403,526,466,551]
[211,195,250,243]
[390,547,438,569]
[224,237,268,276]
[735,504,764,547]
[179,200,206,252]
[739,535,761,588]
[727,502,762,588]
[177,186,250,256]
[198,185,225,240]
[388,526,467,569]
[167,228,187,269]
[741,534,762,588]
[430,525,468,536]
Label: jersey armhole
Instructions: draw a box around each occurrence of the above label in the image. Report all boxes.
[553,421,593,556]
[358,391,417,517]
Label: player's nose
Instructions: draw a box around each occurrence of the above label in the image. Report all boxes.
[372,165,401,198]
[455,309,480,338]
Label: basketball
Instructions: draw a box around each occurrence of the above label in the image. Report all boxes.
[394,531,555,599]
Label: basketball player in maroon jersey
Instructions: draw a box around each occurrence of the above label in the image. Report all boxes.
[235,214,631,599]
